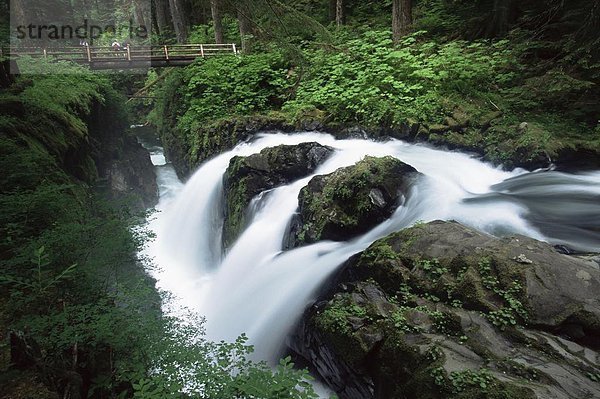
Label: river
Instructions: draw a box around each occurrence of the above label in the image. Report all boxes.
[137,130,600,390]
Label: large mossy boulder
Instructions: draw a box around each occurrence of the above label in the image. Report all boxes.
[292,221,600,399]
[293,156,420,246]
[222,142,334,248]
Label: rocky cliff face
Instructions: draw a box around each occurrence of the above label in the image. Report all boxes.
[88,101,157,210]
[291,221,600,399]
[99,135,158,210]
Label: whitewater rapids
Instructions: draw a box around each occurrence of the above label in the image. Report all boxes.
[141,131,600,364]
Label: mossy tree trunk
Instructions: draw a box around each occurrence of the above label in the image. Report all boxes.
[154,0,172,37]
[132,0,147,29]
[11,0,28,34]
[485,0,513,37]
[329,0,336,23]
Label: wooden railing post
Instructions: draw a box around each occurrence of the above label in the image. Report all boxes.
[126,44,131,61]
[232,43,237,55]
[43,48,47,59]
[86,44,92,62]
[164,45,169,60]
[200,44,204,58]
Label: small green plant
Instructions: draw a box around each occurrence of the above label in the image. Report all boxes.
[418,258,448,279]
[426,345,443,362]
[430,366,447,387]
[587,372,600,382]
[450,299,463,308]
[390,309,421,333]
[0,246,77,295]
[449,368,495,393]
[317,296,369,334]
[361,241,399,263]
[431,311,452,334]
[478,258,528,328]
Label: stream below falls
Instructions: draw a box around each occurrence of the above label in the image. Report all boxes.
[138,131,600,380]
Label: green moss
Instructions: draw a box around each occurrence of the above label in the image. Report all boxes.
[360,241,400,263]
[297,156,416,244]
[454,268,490,311]
[496,359,547,383]
[223,183,249,247]
[352,242,410,296]
[313,294,378,366]
[315,295,369,336]
[429,366,537,399]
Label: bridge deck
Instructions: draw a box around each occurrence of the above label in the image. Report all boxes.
[1,43,238,69]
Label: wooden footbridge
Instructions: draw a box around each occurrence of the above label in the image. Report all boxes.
[1,43,238,70]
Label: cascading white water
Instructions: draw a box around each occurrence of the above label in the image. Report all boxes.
[142,131,600,364]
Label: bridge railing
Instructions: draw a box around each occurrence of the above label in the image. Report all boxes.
[2,43,238,63]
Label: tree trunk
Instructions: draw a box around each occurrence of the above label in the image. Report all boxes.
[168,0,188,43]
[336,0,343,27]
[155,0,172,36]
[392,0,412,43]
[238,6,252,53]
[0,59,16,88]
[486,0,512,37]
[133,0,147,30]
[11,0,28,33]
[329,0,336,23]
[211,0,224,44]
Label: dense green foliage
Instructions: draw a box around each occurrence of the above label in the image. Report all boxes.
[149,0,599,169]
[284,30,513,125]
[0,61,162,395]
[149,50,291,137]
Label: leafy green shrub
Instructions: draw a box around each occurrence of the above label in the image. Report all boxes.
[283,30,515,127]
[179,51,292,129]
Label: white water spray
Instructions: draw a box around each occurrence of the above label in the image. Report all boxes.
[142,132,600,364]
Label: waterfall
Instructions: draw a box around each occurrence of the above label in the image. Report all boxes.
[141,131,600,364]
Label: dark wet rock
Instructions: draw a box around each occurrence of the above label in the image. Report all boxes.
[10,331,42,369]
[554,147,600,172]
[222,142,334,248]
[293,156,421,246]
[428,124,449,134]
[338,126,369,139]
[292,221,600,399]
[554,244,576,255]
[101,135,158,210]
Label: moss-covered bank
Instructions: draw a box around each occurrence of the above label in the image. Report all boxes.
[147,24,599,177]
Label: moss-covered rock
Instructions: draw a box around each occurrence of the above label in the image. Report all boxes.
[160,113,297,178]
[222,142,334,248]
[292,221,600,399]
[294,156,421,246]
